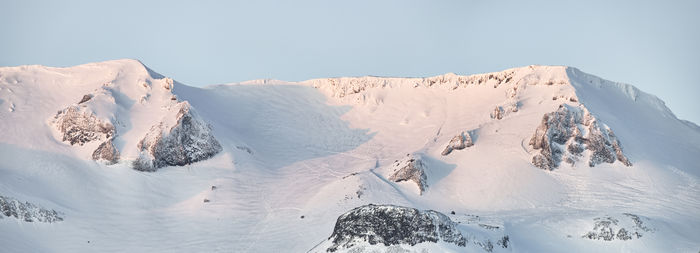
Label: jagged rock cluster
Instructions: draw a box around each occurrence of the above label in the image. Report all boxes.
[582,213,653,241]
[497,236,509,249]
[0,195,63,223]
[388,155,428,194]
[441,131,474,156]
[52,106,115,146]
[326,205,467,252]
[529,104,631,170]
[307,70,517,98]
[133,101,222,171]
[52,104,120,164]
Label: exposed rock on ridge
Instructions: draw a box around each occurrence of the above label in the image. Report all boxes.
[306,70,520,98]
[133,101,222,171]
[529,104,632,170]
[304,66,571,99]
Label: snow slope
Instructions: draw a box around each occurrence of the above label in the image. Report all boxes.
[0,59,698,252]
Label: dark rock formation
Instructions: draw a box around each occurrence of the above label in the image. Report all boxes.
[388,155,428,194]
[326,205,467,252]
[133,102,222,171]
[496,235,509,249]
[529,104,631,170]
[582,213,652,241]
[0,195,63,223]
[92,139,119,164]
[441,131,474,156]
[52,106,115,146]
[78,94,93,104]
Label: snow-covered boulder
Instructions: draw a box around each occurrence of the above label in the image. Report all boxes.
[133,101,222,171]
[52,105,115,146]
[582,213,653,241]
[388,155,428,194]
[441,131,474,156]
[324,205,467,252]
[0,195,63,223]
[529,104,631,170]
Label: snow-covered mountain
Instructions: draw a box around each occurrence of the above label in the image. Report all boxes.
[0,59,698,252]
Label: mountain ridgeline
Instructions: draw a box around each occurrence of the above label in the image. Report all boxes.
[0,60,698,252]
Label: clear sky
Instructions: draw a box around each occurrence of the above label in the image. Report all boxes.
[2,0,698,123]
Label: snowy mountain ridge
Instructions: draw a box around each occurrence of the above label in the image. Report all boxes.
[230,64,674,119]
[0,59,698,252]
[1,60,675,120]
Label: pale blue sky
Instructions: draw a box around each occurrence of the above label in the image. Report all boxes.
[2,0,698,123]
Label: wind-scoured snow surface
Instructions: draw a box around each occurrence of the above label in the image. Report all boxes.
[0,60,698,252]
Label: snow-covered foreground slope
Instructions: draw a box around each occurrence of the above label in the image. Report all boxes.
[0,59,698,252]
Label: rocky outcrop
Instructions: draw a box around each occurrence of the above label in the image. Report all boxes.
[78,94,93,104]
[0,195,63,223]
[325,205,467,252]
[91,139,119,164]
[54,91,221,169]
[529,104,631,170]
[490,106,505,120]
[441,131,474,156]
[52,106,115,146]
[52,96,121,164]
[133,101,222,171]
[582,213,653,241]
[388,155,428,194]
[496,236,509,249]
[490,102,519,120]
